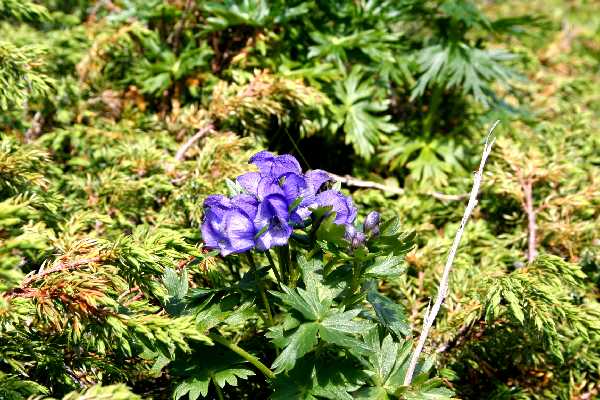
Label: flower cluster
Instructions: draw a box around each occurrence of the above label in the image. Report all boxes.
[201,151,358,255]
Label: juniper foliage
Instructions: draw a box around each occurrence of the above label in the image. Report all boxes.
[0,0,598,399]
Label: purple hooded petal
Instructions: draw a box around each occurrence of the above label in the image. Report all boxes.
[363,210,380,234]
[231,194,259,220]
[280,172,312,201]
[256,221,292,250]
[305,170,332,193]
[249,151,301,177]
[201,212,225,249]
[254,193,293,250]
[344,224,357,241]
[316,190,358,225]
[255,193,289,226]
[351,232,366,249]
[203,195,232,218]
[257,176,284,200]
[280,172,316,225]
[237,172,261,195]
[222,209,256,255]
[202,196,256,256]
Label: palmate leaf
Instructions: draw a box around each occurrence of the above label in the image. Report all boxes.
[271,353,362,400]
[201,0,309,31]
[365,255,406,278]
[410,42,518,107]
[381,136,464,187]
[367,289,411,339]
[270,285,373,373]
[332,68,396,158]
[271,322,320,373]
[273,285,331,321]
[172,345,255,400]
[354,330,453,399]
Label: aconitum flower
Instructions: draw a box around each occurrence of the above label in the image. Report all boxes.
[201,195,257,256]
[315,190,357,225]
[254,193,292,250]
[201,150,361,255]
[250,151,302,177]
[305,169,332,193]
[351,232,366,249]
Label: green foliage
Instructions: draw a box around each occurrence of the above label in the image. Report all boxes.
[0,0,597,398]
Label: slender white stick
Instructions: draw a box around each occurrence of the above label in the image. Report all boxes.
[403,120,499,386]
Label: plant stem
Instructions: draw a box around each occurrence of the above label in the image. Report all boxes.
[258,284,274,325]
[306,246,320,259]
[265,250,282,288]
[423,84,443,136]
[341,260,362,307]
[213,380,225,400]
[276,245,291,285]
[208,333,276,380]
[246,253,274,326]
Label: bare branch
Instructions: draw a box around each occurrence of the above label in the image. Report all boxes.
[328,172,404,195]
[174,124,214,162]
[522,178,537,263]
[403,120,499,386]
[328,173,468,201]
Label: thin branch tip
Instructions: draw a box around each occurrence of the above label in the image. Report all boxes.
[402,122,497,386]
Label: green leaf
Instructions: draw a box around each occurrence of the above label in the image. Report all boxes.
[272,285,329,321]
[163,267,189,301]
[365,256,406,278]
[271,322,320,373]
[367,290,411,338]
[174,378,210,400]
[332,67,396,158]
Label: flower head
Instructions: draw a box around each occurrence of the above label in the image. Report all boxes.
[363,210,381,237]
[201,151,359,256]
[315,190,357,225]
[249,151,302,178]
[201,195,257,256]
[254,193,293,250]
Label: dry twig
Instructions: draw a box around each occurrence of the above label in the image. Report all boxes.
[174,123,214,162]
[328,172,468,201]
[403,120,499,386]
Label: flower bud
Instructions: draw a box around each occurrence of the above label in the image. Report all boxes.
[351,232,366,249]
[363,211,380,234]
[369,225,380,238]
[344,224,357,242]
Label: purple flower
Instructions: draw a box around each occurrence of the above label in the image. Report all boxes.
[237,168,316,225]
[280,172,317,224]
[363,211,380,235]
[254,194,293,250]
[351,232,366,249]
[249,151,302,178]
[305,169,332,193]
[201,150,362,256]
[201,195,257,256]
[344,224,357,241]
[315,190,358,225]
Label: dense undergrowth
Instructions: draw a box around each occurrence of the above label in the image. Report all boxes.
[0,0,599,399]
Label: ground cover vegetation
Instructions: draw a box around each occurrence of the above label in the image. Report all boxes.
[0,0,598,399]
